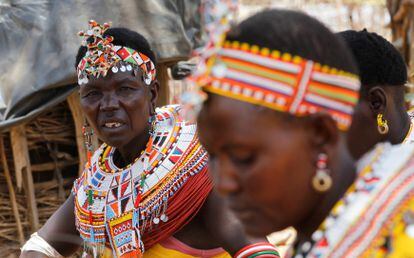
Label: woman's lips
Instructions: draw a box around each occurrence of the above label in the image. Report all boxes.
[100,120,127,132]
[103,122,124,128]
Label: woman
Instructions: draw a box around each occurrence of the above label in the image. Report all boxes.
[196,10,414,257]
[338,29,414,158]
[20,21,279,258]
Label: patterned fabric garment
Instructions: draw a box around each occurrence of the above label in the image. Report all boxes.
[293,143,414,257]
[72,105,216,258]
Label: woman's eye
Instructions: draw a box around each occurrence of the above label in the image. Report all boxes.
[230,152,256,166]
[82,90,100,98]
[119,86,136,92]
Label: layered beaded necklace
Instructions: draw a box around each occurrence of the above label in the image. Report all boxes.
[74,105,211,258]
[84,125,155,257]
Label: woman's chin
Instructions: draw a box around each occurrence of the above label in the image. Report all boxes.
[236,212,281,237]
[243,223,275,237]
[239,218,277,237]
[99,138,126,149]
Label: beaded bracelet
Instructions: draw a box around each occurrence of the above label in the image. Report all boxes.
[234,242,280,258]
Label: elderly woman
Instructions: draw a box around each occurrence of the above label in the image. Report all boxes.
[197,9,414,257]
[20,22,280,258]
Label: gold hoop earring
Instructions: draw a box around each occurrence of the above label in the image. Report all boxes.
[312,153,332,192]
[377,114,389,134]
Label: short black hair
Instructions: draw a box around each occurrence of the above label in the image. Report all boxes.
[337,29,407,89]
[75,27,157,67]
[226,9,358,75]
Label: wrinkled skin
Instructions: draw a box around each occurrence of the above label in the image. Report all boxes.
[198,93,355,238]
[79,68,156,165]
[21,70,254,257]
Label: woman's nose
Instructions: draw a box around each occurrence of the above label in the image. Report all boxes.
[100,92,119,111]
[210,158,241,196]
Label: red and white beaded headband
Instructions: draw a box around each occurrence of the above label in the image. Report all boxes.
[198,41,361,131]
[77,20,156,86]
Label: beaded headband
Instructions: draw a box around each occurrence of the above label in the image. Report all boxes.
[199,41,361,130]
[77,20,156,86]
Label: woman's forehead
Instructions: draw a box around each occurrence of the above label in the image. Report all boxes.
[199,94,308,146]
[82,70,143,88]
[199,96,274,143]
[202,94,292,127]
[202,95,258,125]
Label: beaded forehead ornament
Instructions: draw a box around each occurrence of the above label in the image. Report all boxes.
[77,20,156,86]
[198,41,361,131]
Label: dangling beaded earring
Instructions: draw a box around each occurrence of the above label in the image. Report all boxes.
[148,114,156,135]
[82,122,94,165]
[312,153,332,192]
[377,113,389,134]
[82,121,102,257]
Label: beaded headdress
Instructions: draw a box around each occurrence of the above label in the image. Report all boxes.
[77,20,156,86]
[197,41,361,131]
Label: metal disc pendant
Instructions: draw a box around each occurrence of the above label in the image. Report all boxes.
[160,214,168,222]
[144,73,152,85]
[312,171,332,192]
[111,66,119,73]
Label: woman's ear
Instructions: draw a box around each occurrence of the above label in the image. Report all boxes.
[149,80,160,113]
[306,112,339,152]
[367,86,387,116]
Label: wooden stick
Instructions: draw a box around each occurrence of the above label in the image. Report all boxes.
[67,92,87,176]
[0,135,25,244]
[10,125,39,231]
[156,63,171,106]
[31,159,78,172]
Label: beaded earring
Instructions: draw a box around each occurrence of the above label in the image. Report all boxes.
[148,114,156,135]
[312,153,332,192]
[82,122,94,165]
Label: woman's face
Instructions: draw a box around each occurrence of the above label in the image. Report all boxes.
[79,68,157,149]
[198,94,322,236]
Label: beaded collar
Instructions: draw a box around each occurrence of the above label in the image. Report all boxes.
[294,143,414,257]
[72,105,210,257]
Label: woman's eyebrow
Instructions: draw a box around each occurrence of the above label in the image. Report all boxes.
[80,83,100,90]
[114,77,139,84]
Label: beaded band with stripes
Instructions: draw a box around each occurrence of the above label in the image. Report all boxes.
[199,41,361,131]
[234,242,280,258]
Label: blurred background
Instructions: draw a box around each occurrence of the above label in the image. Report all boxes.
[0,0,412,257]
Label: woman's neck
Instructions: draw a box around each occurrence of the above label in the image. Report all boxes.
[113,126,151,167]
[296,136,357,241]
[389,110,411,145]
